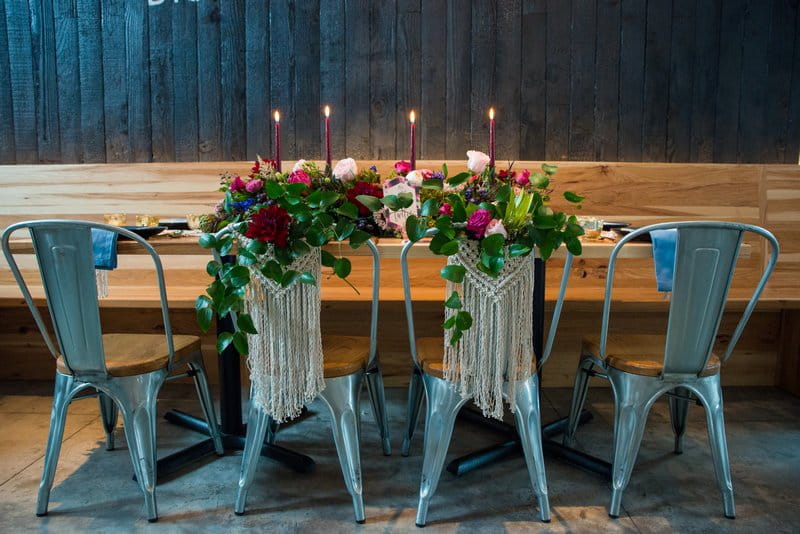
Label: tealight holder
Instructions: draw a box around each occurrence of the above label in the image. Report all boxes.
[103,213,127,226]
[135,214,160,227]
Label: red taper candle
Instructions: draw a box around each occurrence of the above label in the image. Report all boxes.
[488,107,495,168]
[274,110,281,172]
[324,105,331,168]
[409,110,416,171]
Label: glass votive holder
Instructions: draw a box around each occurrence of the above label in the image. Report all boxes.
[135,214,160,227]
[186,214,203,230]
[104,213,127,226]
[578,216,604,240]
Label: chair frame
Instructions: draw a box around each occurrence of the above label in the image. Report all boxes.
[562,221,780,519]
[399,228,574,526]
[2,220,223,522]
[226,228,388,523]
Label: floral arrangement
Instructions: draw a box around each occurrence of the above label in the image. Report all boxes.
[195,156,405,355]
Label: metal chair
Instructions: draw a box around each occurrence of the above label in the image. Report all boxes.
[562,221,780,518]
[1,220,223,522]
[399,229,574,526]
[231,234,389,523]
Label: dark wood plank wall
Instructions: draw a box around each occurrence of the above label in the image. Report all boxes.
[1,0,799,164]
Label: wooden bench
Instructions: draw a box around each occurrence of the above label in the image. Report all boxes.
[1,161,798,391]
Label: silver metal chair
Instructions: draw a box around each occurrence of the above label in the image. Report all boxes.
[231,234,389,523]
[562,221,780,519]
[399,229,574,526]
[1,220,224,522]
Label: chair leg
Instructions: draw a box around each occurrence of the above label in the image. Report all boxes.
[234,400,271,515]
[563,356,595,446]
[114,371,165,522]
[36,373,77,517]
[416,374,469,527]
[365,365,392,456]
[264,417,279,446]
[319,373,366,523]
[668,386,690,454]
[402,366,425,457]
[607,371,659,518]
[189,358,224,455]
[510,375,551,522]
[98,391,118,451]
[693,375,736,519]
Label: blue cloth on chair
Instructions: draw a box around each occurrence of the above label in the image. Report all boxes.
[91,229,118,270]
[651,229,677,292]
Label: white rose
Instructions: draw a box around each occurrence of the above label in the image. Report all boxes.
[292,159,306,172]
[467,150,490,174]
[405,170,424,187]
[484,219,508,239]
[333,157,358,182]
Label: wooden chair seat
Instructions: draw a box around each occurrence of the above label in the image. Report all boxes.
[322,335,371,378]
[582,334,721,377]
[56,333,201,377]
[417,336,537,379]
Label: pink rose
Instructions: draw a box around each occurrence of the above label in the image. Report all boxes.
[439,203,453,216]
[230,175,246,192]
[395,160,412,175]
[405,170,424,186]
[466,208,492,239]
[516,169,531,186]
[422,169,434,179]
[333,158,358,182]
[466,150,490,173]
[288,169,311,187]
[484,219,508,239]
[246,179,264,193]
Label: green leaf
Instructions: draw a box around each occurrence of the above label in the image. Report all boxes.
[206,279,225,302]
[260,260,282,282]
[442,162,449,178]
[299,271,316,285]
[448,329,463,346]
[420,198,440,217]
[291,239,310,257]
[396,192,414,209]
[443,316,456,329]
[319,191,340,208]
[381,195,400,210]
[265,180,283,199]
[446,172,470,187]
[321,249,337,267]
[532,173,549,189]
[566,236,583,256]
[232,331,249,355]
[450,196,467,222]
[439,240,460,256]
[335,220,356,241]
[455,311,473,330]
[564,191,585,203]
[333,257,352,278]
[406,215,427,242]
[421,179,443,190]
[218,236,234,256]
[196,307,213,334]
[206,260,222,277]
[236,249,257,266]
[428,232,449,254]
[508,244,532,258]
[355,194,383,212]
[348,229,371,248]
[198,233,217,249]
[236,312,258,334]
[435,216,456,238]
[481,233,505,256]
[306,190,323,208]
[285,182,307,197]
[227,265,250,288]
[495,184,511,203]
[280,270,300,288]
[440,264,466,283]
[305,226,327,246]
[217,332,234,354]
[246,239,267,255]
[541,163,558,175]
[336,202,359,219]
[444,291,462,309]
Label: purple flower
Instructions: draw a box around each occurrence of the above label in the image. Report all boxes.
[370,165,378,172]
[431,171,445,181]
[466,208,492,239]
[245,179,263,193]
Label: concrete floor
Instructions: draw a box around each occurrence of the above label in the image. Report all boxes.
[0,382,798,533]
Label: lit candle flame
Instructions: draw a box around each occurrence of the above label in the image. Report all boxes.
[274,110,280,123]
[489,107,495,120]
[324,105,330,118]
[409,110,416,124]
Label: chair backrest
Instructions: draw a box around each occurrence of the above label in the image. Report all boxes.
[2,220,174,377]
[400,228,573,370]
[213,227,381,366]
[600,221,779,378]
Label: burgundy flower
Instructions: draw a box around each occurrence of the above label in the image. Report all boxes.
[347,181,384,216]
[230,175,247,193]
[249,159,261,177]
[516,169,531,186]
[245,179,263,193]
[497,169,510,180]
[288,169,311,187]
[439,203,453,216]
[245,205,291,248]
[394,160,412,175]
[466,208,492,239]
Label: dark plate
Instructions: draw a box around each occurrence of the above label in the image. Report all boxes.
[159,218,190,230]
[120,226,166,240]
[618,227,651,242]
[603,221,630,231]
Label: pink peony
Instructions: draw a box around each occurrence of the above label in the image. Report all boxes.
[394,160,412,175]
[466,208,492,239]
[439,203,453,216]
[230,175,247,192]
[516,169,531,186]
[245,179,263,193]
[484,219,508,239]
[288,169,311,187]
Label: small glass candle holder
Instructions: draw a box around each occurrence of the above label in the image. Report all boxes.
[104,213,127,226]
[186,214,203,230]
[135,214,160,227]
[578,216,604,240]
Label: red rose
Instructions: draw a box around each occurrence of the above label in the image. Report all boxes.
[245,205,291,248]
[347,181,384,216]
[249,159,261,177]
[230,175,246,192]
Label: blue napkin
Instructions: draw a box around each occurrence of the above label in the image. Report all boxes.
[91,228,118,270]
[651,229,677,292]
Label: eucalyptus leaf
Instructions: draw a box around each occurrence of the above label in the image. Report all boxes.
[299,271,316,285]
[336,202,359,219]
[198,233,217,249]
[564,191,585,203]
[348,229,371,248]
[406,215,427,242]
[206,260,222,277]
[444,291,462,309]
[227,265,251,288]
[420,198,440,217]
[280,270,300,288]
[333,257,352,278]
[355,195,383,212]
[265,180,283,199]
[455,311,473,330]
[440,264,466,283]
[439,240,460,256]
[321,249,336,267]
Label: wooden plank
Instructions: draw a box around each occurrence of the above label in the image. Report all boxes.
[294,0,321,160]
[665,0,696,162]
[593,0,620,161]
[641,0,672,161]
[148,2,174,161]
[344,0,370,158]
[268,0,294,163]
[520,0,546,160]
[714,0,746,162]
[445,0,471,159]
[617,0,646,161]
[244,0,270,161]
[369,0,397,159]
[470,0,495,158]
[30,0,61,162]
[737,0,772,163]
[568,0,596,160]
[419,0,446,158]
[221,0,246,161]
[689,0,721,163]
[101,1,130,162]
[53,0,80,163]
[197,0,222,161]
[776,310,800,395]
[395,0,422,159]
[319,0,346,163]
[494,0,521,162]
[545,0,570,160]
[171,1,198,161]
[787,4,800,164]
[0,0,16,163]
[5,1,38,163]
[127,0,151,162]
[76,0,105,163]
